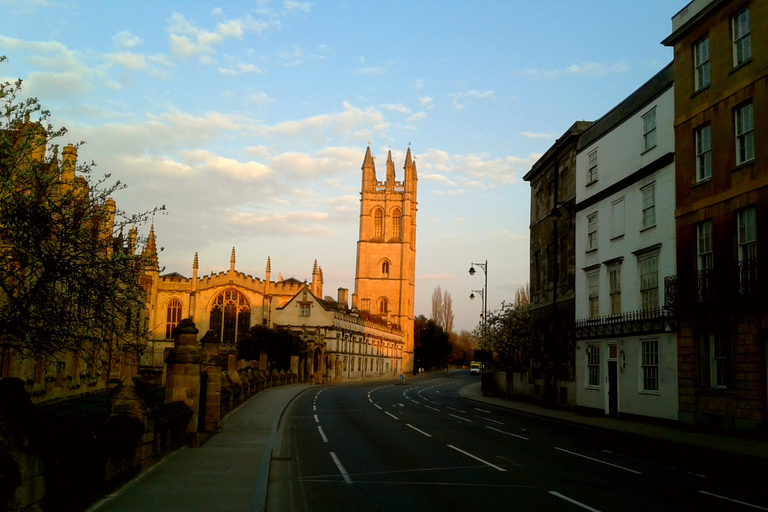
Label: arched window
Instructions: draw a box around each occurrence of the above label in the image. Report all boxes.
[392,208,401,239]
[381,260,389,276]
[165,298,183,339]
[373,208,383,238]
[379,297,388,314]
[209,289,251,347]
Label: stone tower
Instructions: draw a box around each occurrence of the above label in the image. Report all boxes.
[353,146,418,373]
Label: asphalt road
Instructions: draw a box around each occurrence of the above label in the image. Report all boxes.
[267,371,768,512]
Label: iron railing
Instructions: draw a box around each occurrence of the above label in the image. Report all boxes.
[664,258,758,312]
[575,307,674,340]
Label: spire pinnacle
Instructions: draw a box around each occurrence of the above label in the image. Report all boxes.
[266,256,271,273]
[230,247,236,272]
[193,252,199,270]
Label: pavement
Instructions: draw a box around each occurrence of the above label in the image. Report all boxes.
[459,380,768,461]
[85,374,768,512]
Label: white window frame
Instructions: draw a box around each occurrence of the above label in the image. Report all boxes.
[639,253,659,312]
[695,124,712,182]
[641,183,656,229]
[587,212,598,251]
[640,338,660,393]
[587,150,598,185]
[732,7,751,67]
[703,330,731,389]
[735,102,754,165]
[587,269,600,319]
[299,304,311,317]
[586,343,601,388]
[697,221,714,271]
[608,264,621,316]
[642,108,657,151]
[737,207,757,262]
[611,198,625,239]
[694,36,710,90]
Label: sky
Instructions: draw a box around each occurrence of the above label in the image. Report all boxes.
[0,0,683,333]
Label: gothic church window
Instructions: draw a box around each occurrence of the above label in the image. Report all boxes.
[209,289,251,347]
[382,260,389,277]
[165,298,183,339]
[373,208,383,238]
[379,297,388,314]
[392,208,401,239]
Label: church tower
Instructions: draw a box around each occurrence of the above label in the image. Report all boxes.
[353,146,418,373]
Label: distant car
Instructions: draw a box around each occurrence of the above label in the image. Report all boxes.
[469,362,481,375]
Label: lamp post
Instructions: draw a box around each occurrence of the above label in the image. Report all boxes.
[469,260,488,349]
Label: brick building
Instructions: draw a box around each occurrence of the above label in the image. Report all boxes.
[663,0,768,432]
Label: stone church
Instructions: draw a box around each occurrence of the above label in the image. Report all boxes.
[142,145,419,380]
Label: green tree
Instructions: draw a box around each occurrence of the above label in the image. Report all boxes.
[0,56,162,362]
[475,286,530,368]
[413,314,452,370]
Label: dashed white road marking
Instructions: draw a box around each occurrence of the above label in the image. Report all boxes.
[554,447,642,474]
[330,452,353,484]
[449,413,472,423]
[317,426,328,443]
[474,408,491,413]
[480,417,504,425]
[385,411,399,420]
[699,491,768,510]
[425,405,440,412]
[406,424,432,437]
[447,445,506,472]
[485,425,529,440]
[313,414,319,423]
[549,491,602,511]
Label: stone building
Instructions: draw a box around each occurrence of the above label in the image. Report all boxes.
[574,63,679,422]
[663,0,768,432]
[352,146,418,373]
[523,121,592,408]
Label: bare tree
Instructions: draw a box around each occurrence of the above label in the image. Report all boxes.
[431,285,443,326]
[442,290,454,333]
[431,285,455,333]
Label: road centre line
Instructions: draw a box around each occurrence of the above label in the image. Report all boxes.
[449,414,472,423]
[554,447,642,474]
[314,415,319,423]
[480,417,504,425]
[486,426,529,440]
[548,491,602,512]
[474,408,491,413]
[699,491,768,510]
[406,424,432,437]
[374,404,382,410]
[317,426,328,443]
[329,452,353,484]
[425,405,440,412]
[385,411,399,420]
[447,445,506,472]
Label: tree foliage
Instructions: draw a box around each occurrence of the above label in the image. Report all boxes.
[238,324,307,371]
[0,57,162,361]
[446,329,477,366]
[413,314,452,370]
[430,285,454,333]
[475,285,530,368]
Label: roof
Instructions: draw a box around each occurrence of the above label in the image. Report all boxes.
[523,121,594,182]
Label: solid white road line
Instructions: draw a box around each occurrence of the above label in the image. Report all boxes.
[449,413,472,423]
[447,445,507,472]
[374,403,382,410]
[474,408,491,413]
[317,426,328,443]
[406,423,432,437]
[485,425,529,440]
[699,491,768,510]
[314,414,319,423]
[480,417,504,425]
[548,491,602,512]
[385,411,399,420]
[330,452,353,484]
[554,447,642,474]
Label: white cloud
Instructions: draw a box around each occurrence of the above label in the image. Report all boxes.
[520,131,555,140]
[449,90,496,110]
[166,12,275,60]
[258,101,390,140]
[112,30,144,49]
[418,96,434,109]
[284,1,311,15]
[245,92,274,106]
[521,61,630,81]
[408,111,426,123]
[106,52,147,72]
[381,103,411,115]
[181,149,271,181]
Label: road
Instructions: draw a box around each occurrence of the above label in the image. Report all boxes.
[267,371,767,512]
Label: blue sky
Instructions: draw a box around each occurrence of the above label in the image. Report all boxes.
[0,0,682,332]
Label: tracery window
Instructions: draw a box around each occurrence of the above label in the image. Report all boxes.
[373,208,383,238]
[381,260,390,277]
[379,297,388,315]
[165,298,183,339]
[209,289,251,347]
[392,208,401,239]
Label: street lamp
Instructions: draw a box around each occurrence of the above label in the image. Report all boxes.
[469,260,488,349]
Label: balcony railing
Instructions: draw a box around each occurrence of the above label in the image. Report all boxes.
[664,258,759,313]
[575,307,674,340]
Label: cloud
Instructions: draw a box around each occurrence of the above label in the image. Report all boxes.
[418,96,434,109]
[284,1,311,15]
[106,52,147,72]
[245,92,274,106]
[226,210,331,236]
[112,30,144,49]
[408,111,426,123]
[449,90,496,110]
[166,12,275,60]
[355,60,396,75]
[418,274,455,281]
[381,103,410,115]
[180,149,271,181]
[520,61,630,81]
[257,101,390,140]
[417,149,540,187]
[520,131,555,140]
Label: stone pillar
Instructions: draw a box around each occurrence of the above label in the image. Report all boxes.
[259,351,268,371]
[200,330,221,433]
[164,318,202,445]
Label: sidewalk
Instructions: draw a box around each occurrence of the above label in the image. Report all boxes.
[459,381,768,460]
[87,384,312,512]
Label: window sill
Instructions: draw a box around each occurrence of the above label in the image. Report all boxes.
[730,57,752,75]
[640,224,656,233]
[585,385,601,391]
[610,234,624,241]
[639,390,660,396]
[691,84,710,98]
[586,247,598,254]
[733,159,755,172]
[641,145,657,156]
[586,179,598,187]
[692,176,711,187]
